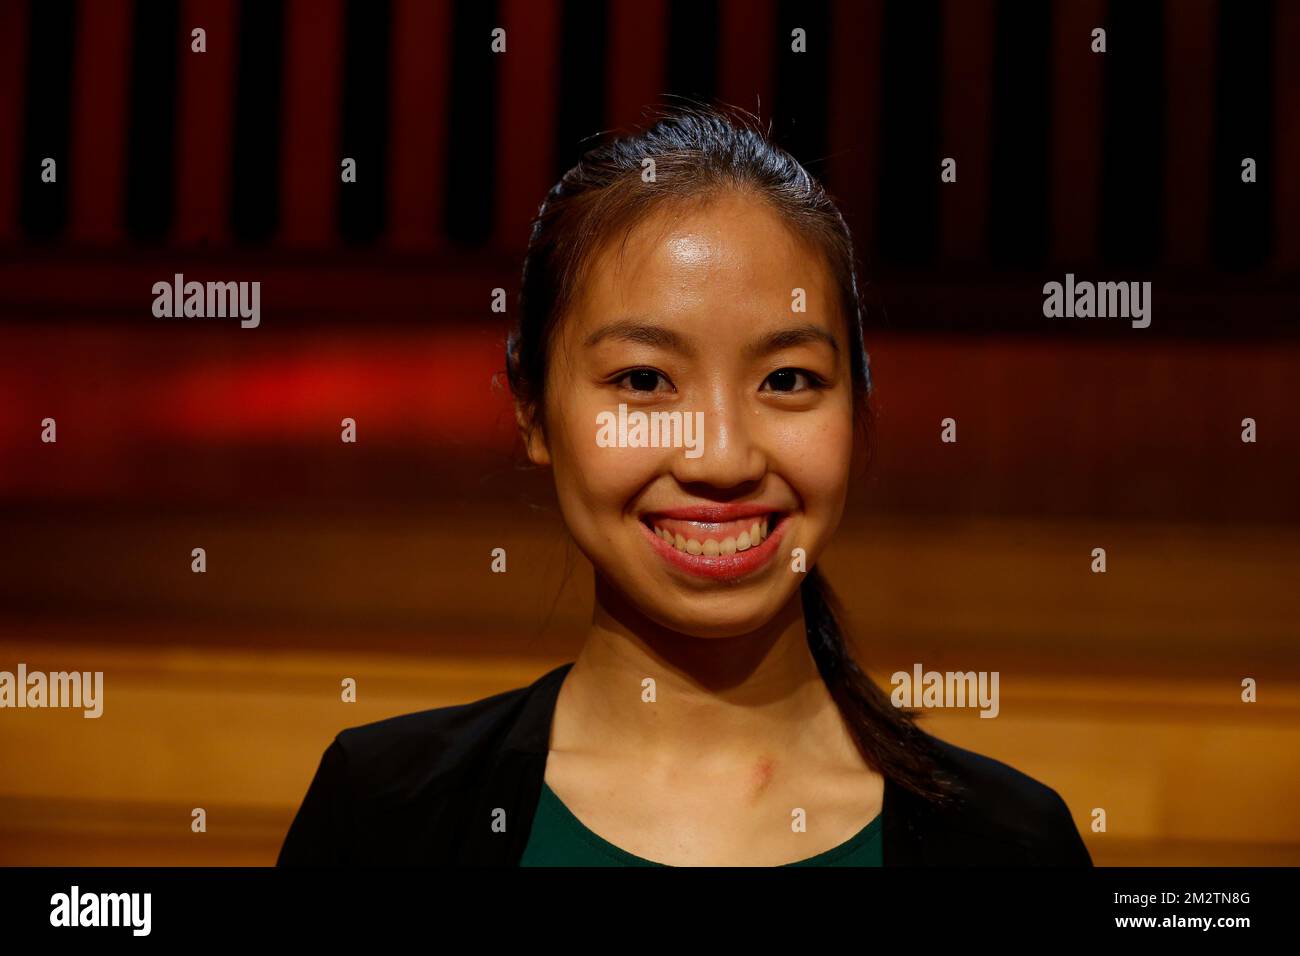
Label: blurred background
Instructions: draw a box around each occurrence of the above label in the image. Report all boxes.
[0,0,1297,865]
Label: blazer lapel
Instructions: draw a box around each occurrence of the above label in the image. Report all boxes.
[454,662,574,865]
[881,774,930,865]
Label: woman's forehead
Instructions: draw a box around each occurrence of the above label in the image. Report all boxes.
[573,198,837,316]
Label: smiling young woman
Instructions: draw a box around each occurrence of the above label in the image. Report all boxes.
[278,104,1092,868]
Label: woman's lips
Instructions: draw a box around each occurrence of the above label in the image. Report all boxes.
[638,511,788,580]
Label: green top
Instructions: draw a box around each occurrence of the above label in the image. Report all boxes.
[520,780,882,867]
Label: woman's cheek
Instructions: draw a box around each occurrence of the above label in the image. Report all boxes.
[773,412,854,535]
[555,429,659,541]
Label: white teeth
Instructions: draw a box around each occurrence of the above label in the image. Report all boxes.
[652,514,776,555]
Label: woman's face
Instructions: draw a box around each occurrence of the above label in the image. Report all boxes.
[524,189,856,638]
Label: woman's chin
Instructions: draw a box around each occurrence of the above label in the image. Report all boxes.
[641,597,795,640]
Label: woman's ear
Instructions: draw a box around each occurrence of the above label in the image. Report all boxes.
[514,400,552,466]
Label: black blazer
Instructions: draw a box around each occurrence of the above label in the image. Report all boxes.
[278,661,1093,866]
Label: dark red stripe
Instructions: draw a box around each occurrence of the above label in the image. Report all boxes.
[939,0,995,263]
[1049,0,1104,264]
[175,0,238,246]
[1163,0,1216,267]
[494,0,560,251]
[0,0,30,241]
[68,0,132,244]
[606,0,667,132]
[388,0,451,249]
[280,0,344,246]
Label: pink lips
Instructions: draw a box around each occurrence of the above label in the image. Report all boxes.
[638,506,789,580]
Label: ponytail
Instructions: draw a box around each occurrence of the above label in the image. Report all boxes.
[802,565,961,806]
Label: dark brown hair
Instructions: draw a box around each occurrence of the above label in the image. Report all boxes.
[507,102,958,806]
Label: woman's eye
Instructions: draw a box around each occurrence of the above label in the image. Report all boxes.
[616,368,671,393]
[762,368,821,392]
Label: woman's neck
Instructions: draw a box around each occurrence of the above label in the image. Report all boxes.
[550,577,861,773]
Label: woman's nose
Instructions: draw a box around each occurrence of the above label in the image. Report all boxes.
[670,389,767,490]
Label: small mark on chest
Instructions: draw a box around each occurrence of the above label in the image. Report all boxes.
[750,755,777,798]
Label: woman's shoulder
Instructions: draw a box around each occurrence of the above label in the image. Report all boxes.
[900,730,1093,865]
[332,683,527,772]
[277,663,571,865]
[330,661,571,784]
[928,733,1076,821]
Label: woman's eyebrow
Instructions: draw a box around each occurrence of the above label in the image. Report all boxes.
[584,319,695,355]
[583,319,838,358]
[745,324,840,357]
